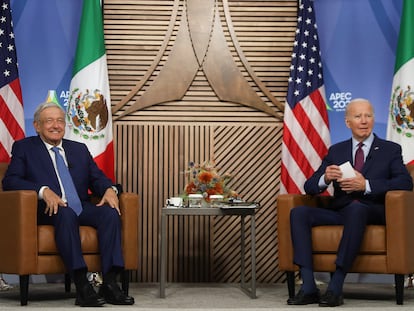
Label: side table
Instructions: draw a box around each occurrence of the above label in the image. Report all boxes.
[159,205,258,298]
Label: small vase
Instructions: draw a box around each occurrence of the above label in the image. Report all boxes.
[209,194,224,208]
[188,194,203,208]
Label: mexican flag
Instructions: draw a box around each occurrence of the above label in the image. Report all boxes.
[65,0,115,181]
[387,0,414,165]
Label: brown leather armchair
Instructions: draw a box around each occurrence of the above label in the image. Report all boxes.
[277,165,414,305]
[0,162,139,305]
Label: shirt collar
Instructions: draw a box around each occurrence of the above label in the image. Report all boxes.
[352,133,374,150]
[40,138,63,151]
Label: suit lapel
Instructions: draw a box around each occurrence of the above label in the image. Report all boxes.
[34,136,62,193]
[362,136,380,173]
[62,140,75,171]
[34,136,55,169]
[339,139,354,165]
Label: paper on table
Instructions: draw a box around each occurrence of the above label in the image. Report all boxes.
[220,204,258,209]
[220,201,259,209]
[339,161,356,178]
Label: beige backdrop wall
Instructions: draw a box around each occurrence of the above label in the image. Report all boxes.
[103,0,297,283]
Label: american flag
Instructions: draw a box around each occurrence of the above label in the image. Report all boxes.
[280,0,330,194]
[0,0,24,163]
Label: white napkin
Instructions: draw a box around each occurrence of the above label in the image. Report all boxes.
[339,161,356,178]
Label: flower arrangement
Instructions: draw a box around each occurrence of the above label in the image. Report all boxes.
[183,161,238,202]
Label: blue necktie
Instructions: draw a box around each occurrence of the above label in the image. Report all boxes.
[51,146,82,215]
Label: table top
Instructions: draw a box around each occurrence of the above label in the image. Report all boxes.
[162,204,259,216]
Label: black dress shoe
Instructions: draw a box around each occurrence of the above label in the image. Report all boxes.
[319,290,344,307]
[99,282,135,305]
[75,283,105,307]
[287,289,320,305]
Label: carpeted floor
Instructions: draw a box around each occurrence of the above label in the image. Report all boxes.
[1,282,414,310]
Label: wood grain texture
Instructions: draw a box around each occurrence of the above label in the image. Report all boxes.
[105,0,297,283]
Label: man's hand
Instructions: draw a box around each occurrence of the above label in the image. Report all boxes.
[338,170,366,193]
[42,188,67,216]
[324,165,343,184]
[98,187,120,215]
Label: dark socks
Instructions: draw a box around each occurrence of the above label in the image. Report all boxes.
[103,267,122,285]
[73,268,89,290]
[327,267,346,295]
[299,267,317,294]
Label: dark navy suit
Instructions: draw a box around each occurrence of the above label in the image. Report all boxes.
[2,135,124,274]
[290,134,413,271]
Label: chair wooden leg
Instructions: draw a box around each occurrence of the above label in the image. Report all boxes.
[286,271,295,298]
[395,274,404,305]
[121,270,130,295]
[19,275,29,306]
[64,273,71,292]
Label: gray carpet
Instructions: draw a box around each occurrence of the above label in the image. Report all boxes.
[1,282,414,310]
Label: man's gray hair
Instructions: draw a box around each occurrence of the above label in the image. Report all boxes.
[345,98,375,116]
[33,102,65,123]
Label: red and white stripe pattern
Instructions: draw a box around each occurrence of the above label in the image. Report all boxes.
[0,1,24,163]
[280,0,330,194]
[280,87,330,194]
[0,80,24,162]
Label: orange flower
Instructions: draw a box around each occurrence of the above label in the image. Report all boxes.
[212,182,224,194]
[206,189,217,196]
[185,182,197,194]
[198,171,213,183]
[182,161,237,201]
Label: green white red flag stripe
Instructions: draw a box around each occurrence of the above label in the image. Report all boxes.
[65,0,115,180]
[386,0,414,165]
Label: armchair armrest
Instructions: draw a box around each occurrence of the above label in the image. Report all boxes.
[277,194,332,271]
[119,192,139,270]
[0,190,38,274]
[385,190,414,273]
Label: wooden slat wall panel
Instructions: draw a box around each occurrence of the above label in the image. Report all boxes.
[105,1,297,283]
[115,124,215,282]
[114,123,284,282]
[104,0,296,122]
[213,125,282,282]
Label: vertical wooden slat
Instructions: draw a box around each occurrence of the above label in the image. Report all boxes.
[108,0,297,284]
[115,123,282,283]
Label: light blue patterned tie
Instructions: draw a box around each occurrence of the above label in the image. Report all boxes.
[51,146,82,215]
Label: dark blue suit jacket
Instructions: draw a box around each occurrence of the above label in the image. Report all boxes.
[2,135,113,203]
[304,134,413,209]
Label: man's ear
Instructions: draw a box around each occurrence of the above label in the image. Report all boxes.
[33,121,40,133]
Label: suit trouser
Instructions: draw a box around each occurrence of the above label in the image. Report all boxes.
[37,202,124,275]
[290,201,385,272]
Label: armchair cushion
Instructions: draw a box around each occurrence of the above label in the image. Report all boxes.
[38,226,99,254]
[311,225,386,254]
